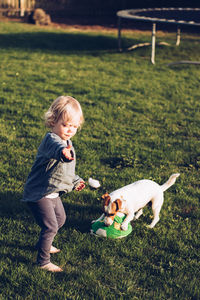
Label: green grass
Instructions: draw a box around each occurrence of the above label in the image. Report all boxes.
[0,21,200,299]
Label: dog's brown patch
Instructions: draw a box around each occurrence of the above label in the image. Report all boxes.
[104,199,122,221]
[114,199,122,211]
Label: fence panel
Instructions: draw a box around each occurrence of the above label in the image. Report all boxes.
[0,0,35,14]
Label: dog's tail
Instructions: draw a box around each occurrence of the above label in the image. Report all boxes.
[161,173,180,192]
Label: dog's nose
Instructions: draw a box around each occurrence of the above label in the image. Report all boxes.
[104,219,113,227]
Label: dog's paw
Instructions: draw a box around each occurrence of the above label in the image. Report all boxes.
[121,223,128,231]
[146,224,155,229]
[146,224,152,229]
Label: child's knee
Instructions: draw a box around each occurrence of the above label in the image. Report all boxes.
[44,221,59,237]
[58,213,66,229]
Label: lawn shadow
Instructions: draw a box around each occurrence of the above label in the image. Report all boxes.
[0,190,29,218]
[0,191,37,264]
[0,31,118,53]
[0,240,31,264]
[0,190,100,233]
[62,202,101,233]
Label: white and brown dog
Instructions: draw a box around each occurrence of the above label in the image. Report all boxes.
[94,173,180,230]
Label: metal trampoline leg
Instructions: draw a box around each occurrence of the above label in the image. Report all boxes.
[151,23,156,64]
[176,26,181,46]
[118,17,122,52]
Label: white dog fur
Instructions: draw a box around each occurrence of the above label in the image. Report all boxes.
[94,173,180,230]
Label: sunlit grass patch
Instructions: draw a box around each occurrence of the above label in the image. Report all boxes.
[0,21,199,299]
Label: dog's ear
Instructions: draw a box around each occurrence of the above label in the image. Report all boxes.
[102,193,111,206]
[114,199,122,211]
[102,193,110,199]
[102,193,107,199]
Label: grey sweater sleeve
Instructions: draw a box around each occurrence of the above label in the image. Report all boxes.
[39,132,67,161]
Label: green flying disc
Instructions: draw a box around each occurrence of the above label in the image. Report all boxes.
[91,214,132,239]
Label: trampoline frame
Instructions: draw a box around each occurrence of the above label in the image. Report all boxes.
[117,8,200,64]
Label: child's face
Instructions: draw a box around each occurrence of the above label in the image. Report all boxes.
[52,117,79,141]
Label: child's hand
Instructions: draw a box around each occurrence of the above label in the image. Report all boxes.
[62,146,74,161]
[75,181,85,191]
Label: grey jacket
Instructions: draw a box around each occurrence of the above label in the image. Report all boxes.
[22,132,82,202]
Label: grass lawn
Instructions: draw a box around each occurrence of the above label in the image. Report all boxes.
[0,21,199,299]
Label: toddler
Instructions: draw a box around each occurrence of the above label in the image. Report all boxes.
[22,96,85,272]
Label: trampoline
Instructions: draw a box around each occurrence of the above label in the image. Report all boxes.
[117,8,200,64]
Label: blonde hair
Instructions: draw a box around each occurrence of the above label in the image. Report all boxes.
[44,96,84,128]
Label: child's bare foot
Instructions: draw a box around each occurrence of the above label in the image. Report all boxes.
[40,262,63,272]
[50,245,61,254]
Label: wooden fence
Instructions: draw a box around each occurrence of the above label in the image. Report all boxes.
[0,0,35,16]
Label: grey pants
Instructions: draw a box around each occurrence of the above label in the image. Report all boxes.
[27,196,66,266]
